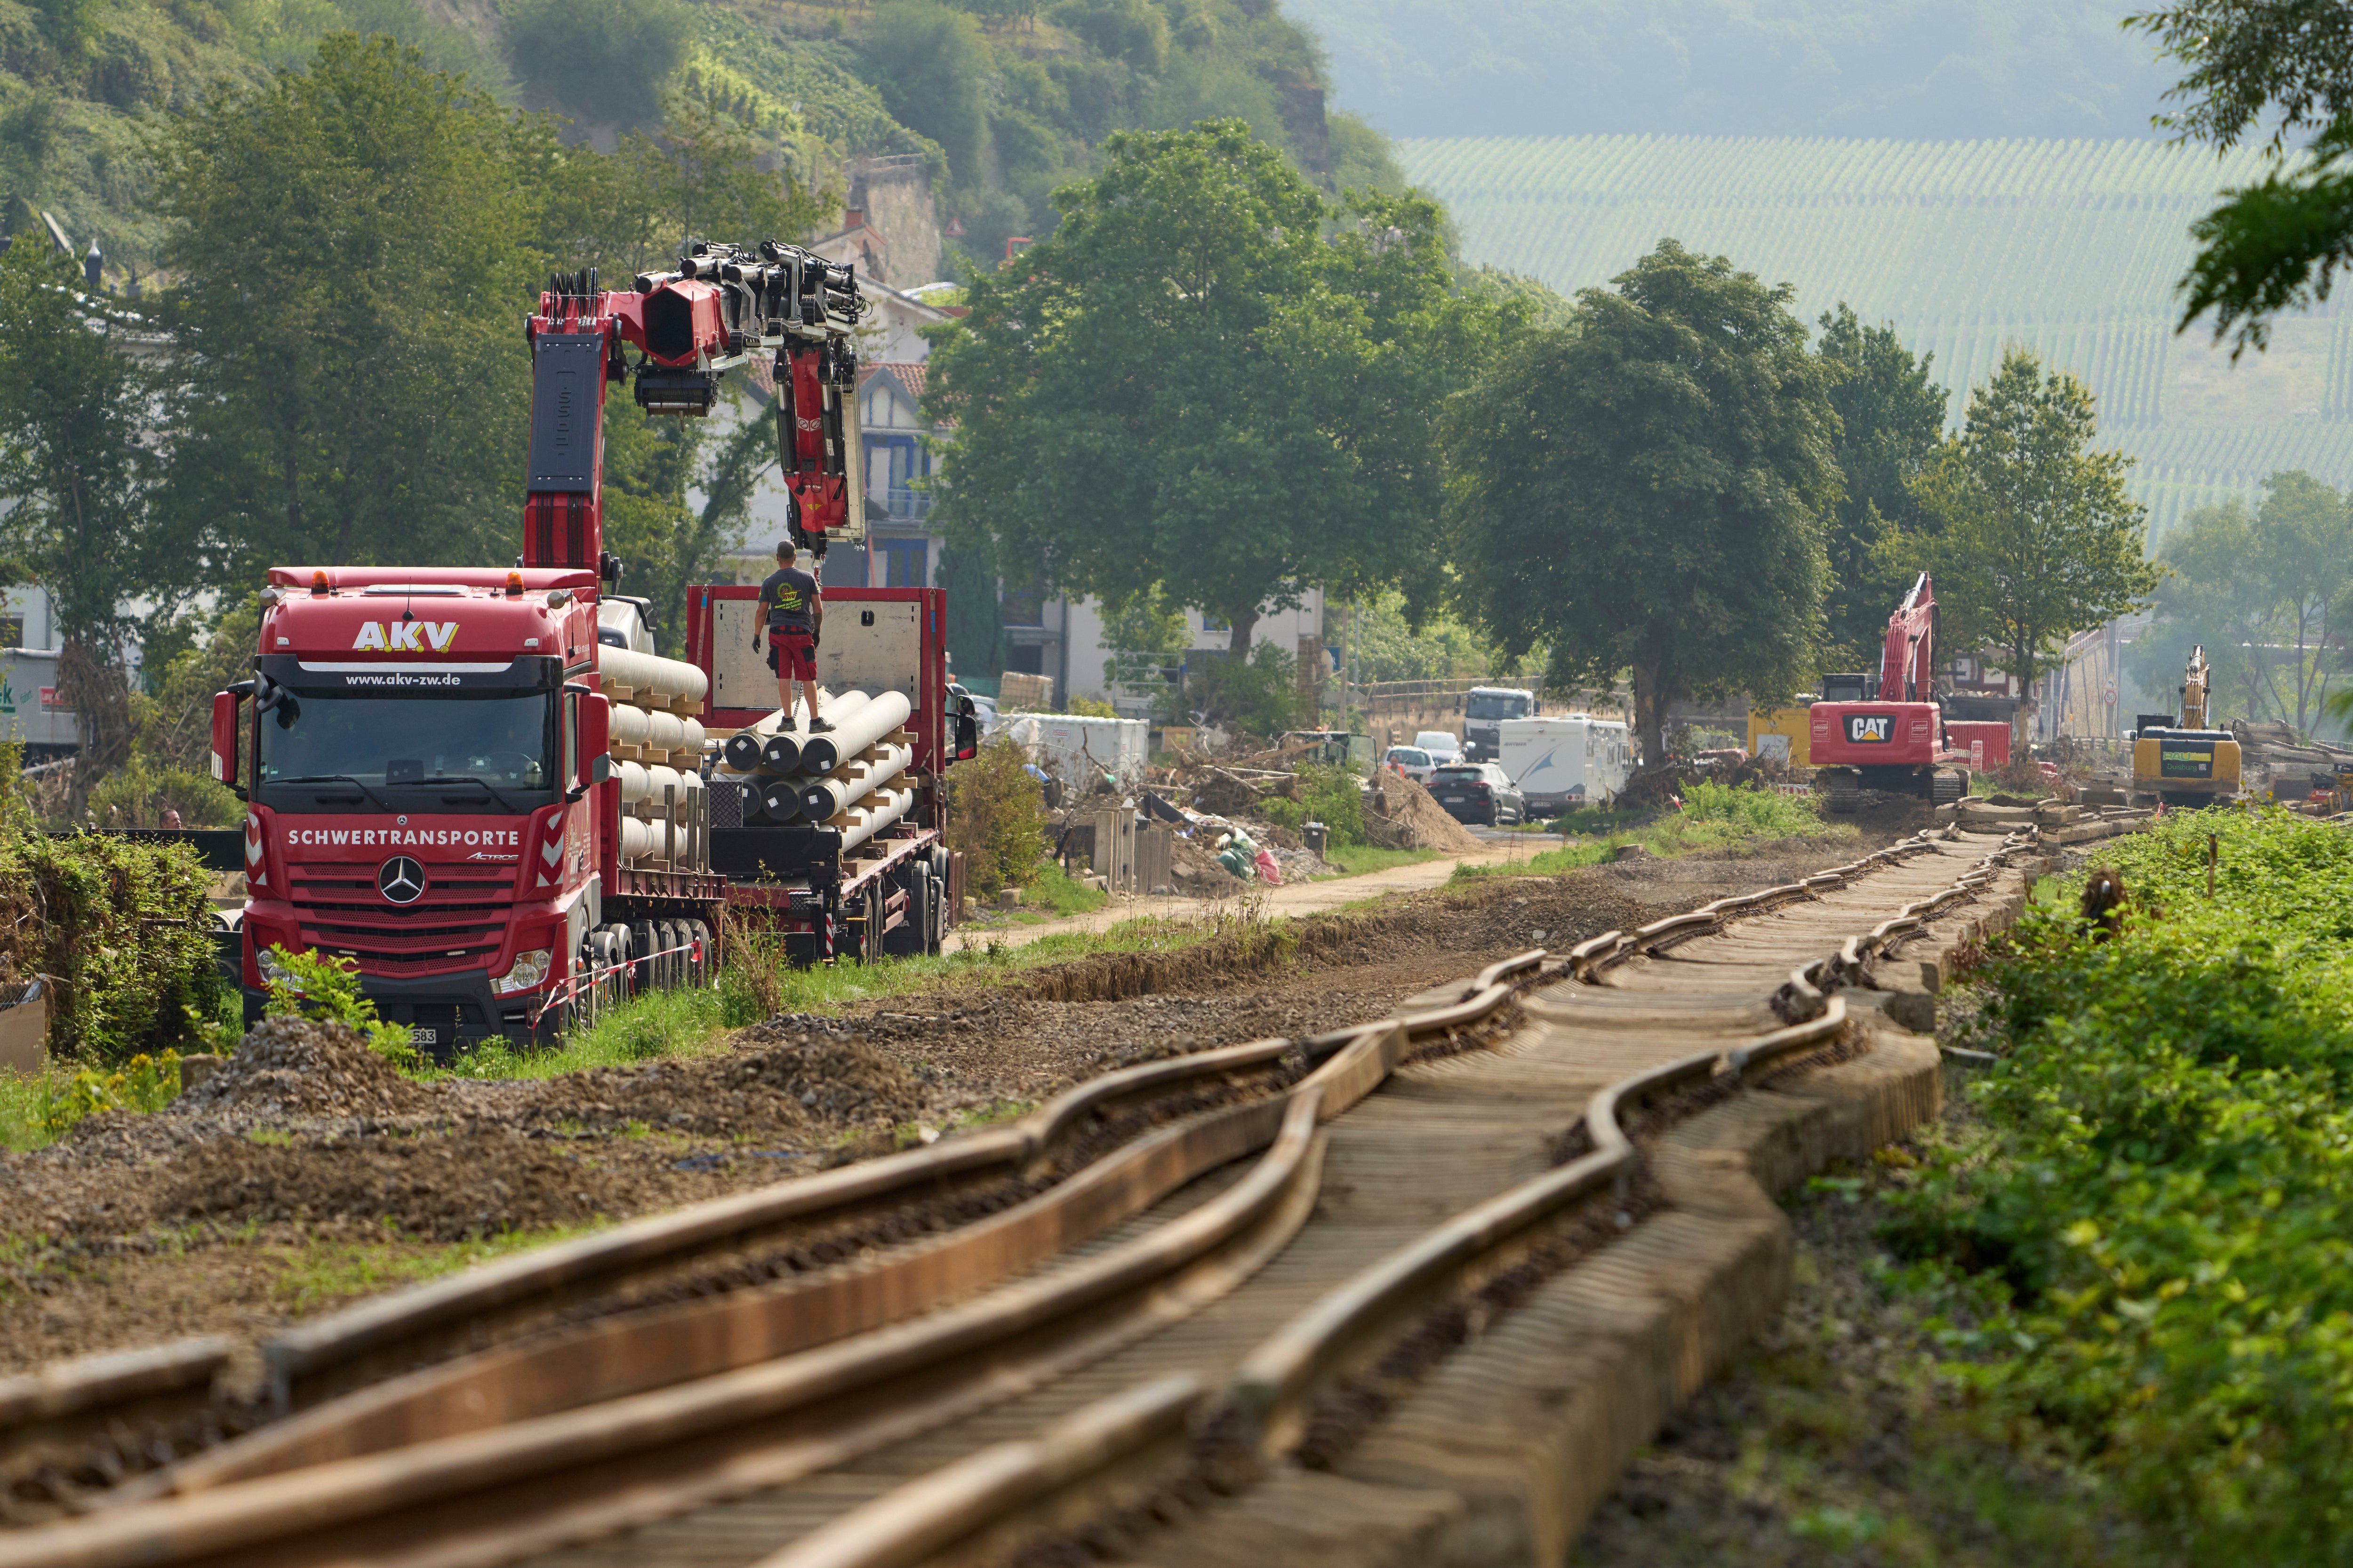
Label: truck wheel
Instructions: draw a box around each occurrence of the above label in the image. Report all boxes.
[858,885,882,965]
[630,920,656,995]
[662,920,687,989]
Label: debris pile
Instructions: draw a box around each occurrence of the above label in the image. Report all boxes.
[2231,720,2353,799]
[174,1016,433,1123]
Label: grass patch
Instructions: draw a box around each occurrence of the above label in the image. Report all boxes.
[425,907,1269,1084]
[1461,781,1853,882]
[1,1051,186,1152]
[1024,859,1111,917]
[1322,845,1444,877]
[270,1221,605,1312]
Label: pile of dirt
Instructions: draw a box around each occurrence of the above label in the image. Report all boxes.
[173,1017,434,1124]
[1363,773,1485,853]
[158,1127,640,1241]
[715,1026,937,1129]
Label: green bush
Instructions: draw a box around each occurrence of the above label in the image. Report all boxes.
[945,734,1049,897]
[1677,777,1825,838]
[1258,763,1365,846]
[0,814,224,1063]
[87,756,241,828]
[264,946,419,1069]
[1888,809,2353,1560]
[1186,641,1308,737]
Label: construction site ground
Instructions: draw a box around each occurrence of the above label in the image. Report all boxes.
[0,802,1930,1382]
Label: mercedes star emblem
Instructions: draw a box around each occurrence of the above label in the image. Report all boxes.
[377,856,427,904]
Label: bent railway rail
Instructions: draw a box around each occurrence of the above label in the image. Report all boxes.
[0,820,2093,1568]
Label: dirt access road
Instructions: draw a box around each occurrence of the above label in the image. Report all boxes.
[0,809,1923,1377]
[946,837,1548,954]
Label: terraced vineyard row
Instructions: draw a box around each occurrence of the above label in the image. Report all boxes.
[1400,134,2353,535]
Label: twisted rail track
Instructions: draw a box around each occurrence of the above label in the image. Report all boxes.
[0,820,2092,1568]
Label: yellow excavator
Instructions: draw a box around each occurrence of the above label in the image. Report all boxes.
[2132,644,2241,806]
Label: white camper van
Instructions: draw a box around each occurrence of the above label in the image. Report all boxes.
[1497,716,1632,813]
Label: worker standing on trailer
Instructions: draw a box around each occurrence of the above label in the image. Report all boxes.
[754,542,832,733]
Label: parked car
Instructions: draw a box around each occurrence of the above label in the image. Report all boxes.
[1414,729,1464,767]
[1430,762,1526,826]
[1383,745,1437,783]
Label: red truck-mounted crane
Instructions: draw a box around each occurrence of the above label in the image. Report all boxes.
[208,248,976,1056]
[1807,572,1965,813]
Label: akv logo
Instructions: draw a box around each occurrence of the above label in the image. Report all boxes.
[1845,715,1894,743]
[352,621,459,652]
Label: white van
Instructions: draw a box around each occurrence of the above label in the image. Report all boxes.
[1497,716,1632,813]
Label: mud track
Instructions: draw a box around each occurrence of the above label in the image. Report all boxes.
[0,818,1919,1374]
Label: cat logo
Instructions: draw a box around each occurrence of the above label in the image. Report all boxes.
[352,621,460,652]
[1845,715,1894,744]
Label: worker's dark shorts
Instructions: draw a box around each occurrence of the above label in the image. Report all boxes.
[766,629,815,680]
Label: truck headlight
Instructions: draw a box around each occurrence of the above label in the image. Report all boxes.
[493,948,553,995]
[256,946,294,987]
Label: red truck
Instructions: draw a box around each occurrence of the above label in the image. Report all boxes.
[208,249,975,1055]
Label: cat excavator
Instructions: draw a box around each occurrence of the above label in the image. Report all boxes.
[2131,644,2242,807]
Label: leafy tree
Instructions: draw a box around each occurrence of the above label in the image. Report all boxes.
[938,544,1006,682]
[928,121,1512,661]
[2131,474,2351,731]
[601,397,778,640]
[0,237,169,814]
[503,0,692,130]
[1444,239,1840,767]
[862,0,992,185]
[1815,304,1948,666]
[152,35,540,584]
[2127,1,2353,352]
[1893,348,2162,740]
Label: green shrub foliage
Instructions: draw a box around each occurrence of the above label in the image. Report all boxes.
[0,820,224,1063]
[1893,808,2353,1559]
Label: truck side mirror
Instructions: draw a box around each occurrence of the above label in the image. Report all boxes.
[955,713,978,760]
[211,688,248,799]
[569,687,611,800]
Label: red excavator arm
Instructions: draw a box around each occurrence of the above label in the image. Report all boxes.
[1879,572,1937,706]
[520,244,867,577]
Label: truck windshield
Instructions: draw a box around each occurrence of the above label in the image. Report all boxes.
[256,691,557,812]
[1465,695,1529,721]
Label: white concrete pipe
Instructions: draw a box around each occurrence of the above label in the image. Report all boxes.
[620,764,701,810]
[645,709,688,753]
[680,717,707,756]
[608,705,651,749]
[598,646,709,706]
[796,738,913,822]
[615,760,648,803]
[800,690,913,775]
[620,816,678,861]
[761,688,872,775]
[832,784,916,852]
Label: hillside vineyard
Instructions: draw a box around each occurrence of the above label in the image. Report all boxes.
[1400,134,2344,536]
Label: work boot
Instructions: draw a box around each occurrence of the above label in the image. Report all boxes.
[809,717,836,734]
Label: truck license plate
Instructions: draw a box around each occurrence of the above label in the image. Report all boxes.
[412,1028,439,1046]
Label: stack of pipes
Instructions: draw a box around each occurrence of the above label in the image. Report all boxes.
[717,688,917,849]
[600,647,712,867]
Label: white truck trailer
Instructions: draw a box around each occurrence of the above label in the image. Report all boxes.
[1497,716,1632,813]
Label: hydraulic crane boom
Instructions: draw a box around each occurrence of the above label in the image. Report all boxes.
[1879,572,1937,706]
[520,242,868,578]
